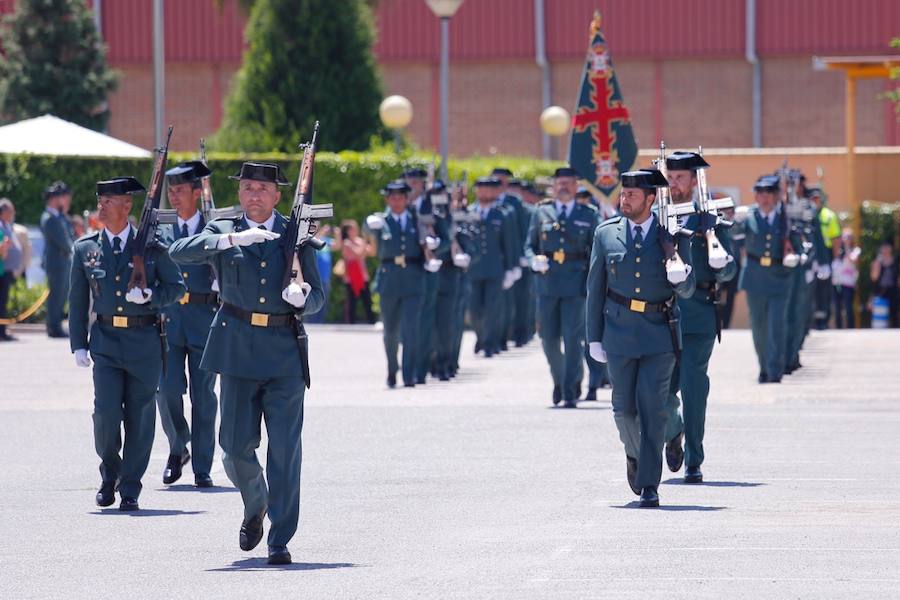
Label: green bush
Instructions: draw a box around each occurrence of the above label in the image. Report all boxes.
[5,278,48,324]
[857,201,900,325]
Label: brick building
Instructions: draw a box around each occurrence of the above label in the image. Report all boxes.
[1,0,898,155]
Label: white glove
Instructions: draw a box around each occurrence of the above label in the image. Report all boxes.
[531,255,550,273]
[800,253,810,266]
[281,281,311,308]
[502,270,516,290]
[511,266,522,282]
[452,253,471,269]
[817,264,832,280]
[805,269,815,284]
[366,214,385,230]
[425,236,440,251]
[783,253,800,268]
[211,278,220,292]
[589,342,607,363]
[74,348,92,368]
[424,258,443,273]
[219,228,281,250]
[125,287,152,304]
[519,256,530,268]
[708,245,730,270]
[733,205,750,223]
[666,262,692,285]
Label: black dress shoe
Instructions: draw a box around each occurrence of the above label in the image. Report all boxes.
[0,333,18,342]
[758,371,767,384]
[562,399,577,409]
[239,510,266,551]
[484,350,494,358]
[47,329,69,338]
[762,376,782,384]
[403,382,415,388]
[267,545,292,565]
[574,384,582,401]
[665,432,684,472]
[119,496,139,511]
[584,387,597,401]
[96,482,116,507]
[626,456,640,495]
[416,376,426,385]
[552,385,562,406]
[438,370,450,381]
[684,466,703,484]
[387,373,397,388]
[195,473,214,488]
[163,449,191,485]
[474,341,482,354]
[639,486,659,508]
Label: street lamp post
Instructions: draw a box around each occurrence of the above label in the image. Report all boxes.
[425,0,464,181]
[379,95,413,154]
[152,0,165,148]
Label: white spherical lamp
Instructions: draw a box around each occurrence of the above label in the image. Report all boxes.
[540,106,571,137]
[379,95,413,130]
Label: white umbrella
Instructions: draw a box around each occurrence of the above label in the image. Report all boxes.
[0,114,151,158]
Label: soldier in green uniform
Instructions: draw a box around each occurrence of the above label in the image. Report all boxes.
[733,175,802,383]
[783,176,817,376]
[156,162,220,488]
[586,169,695,507]
[526,168,599,407]
[69,177,186,511]
[493,168,530,348]
[365,180,426,388]
[664,152,737,483]
[467,177,519,358]
[40,181,75,338]
[169,162,325,565]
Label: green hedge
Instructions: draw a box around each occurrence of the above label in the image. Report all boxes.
[858,201,900,326]
[0,150,560,226]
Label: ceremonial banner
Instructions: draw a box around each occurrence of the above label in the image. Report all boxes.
[568,12,638,199]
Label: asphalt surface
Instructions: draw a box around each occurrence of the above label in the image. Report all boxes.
[1,325,899,599]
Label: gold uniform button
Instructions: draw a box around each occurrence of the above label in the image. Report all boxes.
[766,234,772,240]
[260,261,267,268]
[116,306,123,312]
[259,297,266,303]
[635,287,641,293]
[115,275,121,282]
[222,321,227,326]
[116,291,122,297]
[635,257,641,263]
[260,278,267,284]
[635,272,641,278]
[182,272,189,278]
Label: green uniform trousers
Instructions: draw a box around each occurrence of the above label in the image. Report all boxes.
[415,273,439,381]
[747,291,789,379]
[381,294,422,385]
[669,332,716,468]
[538,295,585,401]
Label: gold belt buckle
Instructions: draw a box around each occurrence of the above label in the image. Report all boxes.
[179,292,190,305]
[552,249,566,265]
[630,299,647,313]
[760,256,772,267]
[250,312,269,327]
[112,316,129,328]
[394,256,407,268]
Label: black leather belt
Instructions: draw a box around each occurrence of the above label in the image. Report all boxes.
[541,250,588,263]
[221,302,295,328]
[607,290,671,314]
[381,256,423,267]
[747,254,776,267]
[178,292,219,305]
[96,314,159,328]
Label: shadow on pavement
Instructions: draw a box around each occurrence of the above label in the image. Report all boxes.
[662,478,766,488]
[90,509,207,517]
[157,484,239,493]
[207,559,360,572]
[613,502,727,511]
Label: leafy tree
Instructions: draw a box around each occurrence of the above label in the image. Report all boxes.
[212,0,384,152]
[886,37,900,117]
[0,0,117,130]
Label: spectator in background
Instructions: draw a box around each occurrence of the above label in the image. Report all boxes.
[70,214,86,239]
[1,198,30,341]
[306,224,334,324]
[870,240,898,328]
[832,228,860,329]
[40,181,75,338]
[334,219,376,324]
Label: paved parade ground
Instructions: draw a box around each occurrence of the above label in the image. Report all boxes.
[2,326,899,599]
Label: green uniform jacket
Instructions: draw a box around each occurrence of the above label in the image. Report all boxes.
[167,213,325,380]
[40,209,73,272]
[466,204,517,281]
[735,206,803,298]
[525,200,599,298]
[371,208,426,298]
[679,212,738,335]
[69,230,186,380]
[586,215,695,357]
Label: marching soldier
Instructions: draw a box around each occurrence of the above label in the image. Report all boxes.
[586,169,695,507]
[169,161,325,565]
[69,177,186,511]
[156,162,220,488]
[366,180,426,388]
[526,168,599,408]
[733,175,802,383]
[41,181,75,338]
[493,168,530,348]
[467,177,518,358]
[664,152,737,483]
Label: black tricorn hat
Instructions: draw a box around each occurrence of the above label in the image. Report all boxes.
[382,179,411,195]
[474,177,502,187]
[491,167,514,177]
[666,151,710,171]
[402,167,428,179]
[621,169,668,190]
[429,179,447,192]
[753,175,780,192]
[166,161,211,185]
[575,186,593,198]
[507,178,523,187]
[229,162,290,186]
[553,166,579,178]
[43,180,71,200]
[96,177,146,196]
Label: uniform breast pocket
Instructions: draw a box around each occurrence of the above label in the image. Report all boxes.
[606,252,625,279]
[221,251,245,285]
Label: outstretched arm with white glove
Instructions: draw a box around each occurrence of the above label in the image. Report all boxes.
[217,227,281,250]
[74,348,92,368]
[282,281,312,308]
[588,342,607,363]
[365,214,385,231]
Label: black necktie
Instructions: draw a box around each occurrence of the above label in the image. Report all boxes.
[259,225,267,231]
[633,226,643,247]
[181,223,189,238]
[112,236,122,254]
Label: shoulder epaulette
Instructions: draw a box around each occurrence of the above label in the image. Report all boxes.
[75,231,102,244]
[539,198,555,206]
[598,216,623,228]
